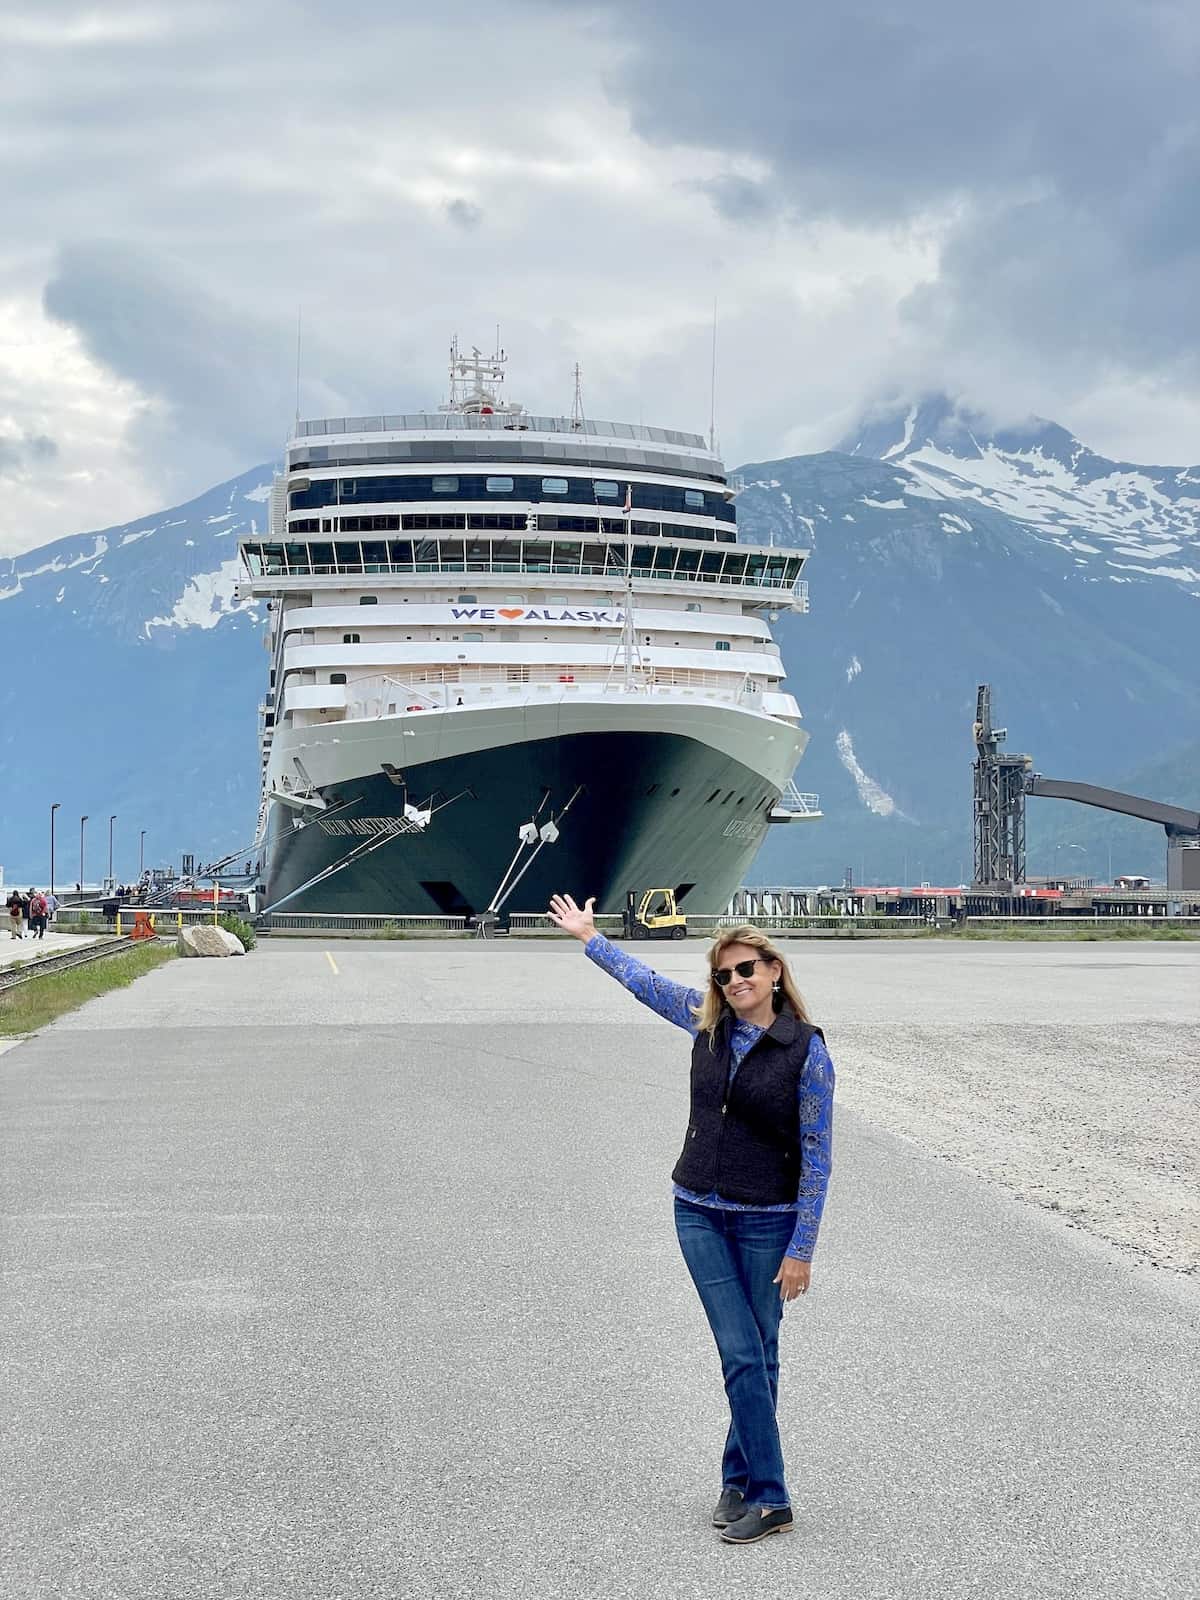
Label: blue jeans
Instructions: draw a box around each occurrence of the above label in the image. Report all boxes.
[673,1195,795,1511]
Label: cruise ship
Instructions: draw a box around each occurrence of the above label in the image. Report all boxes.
[236,343,818,920]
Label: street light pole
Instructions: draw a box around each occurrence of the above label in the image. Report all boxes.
[80,815,89,892]
[108,815,116,883]
[139,830,146,876]
[50,802,60,896]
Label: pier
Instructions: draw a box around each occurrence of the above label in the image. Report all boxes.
[3,936,1198,1597]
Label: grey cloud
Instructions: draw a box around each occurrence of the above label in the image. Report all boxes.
[39,241,421,498]
[691,175,777,223]
[0,432,58,472]
[446,198,483,230]
[581,0,1200,384]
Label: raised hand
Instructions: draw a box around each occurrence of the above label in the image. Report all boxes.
[547,893,597,942]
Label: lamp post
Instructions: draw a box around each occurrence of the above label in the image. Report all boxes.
[108,815,117,884]
[80,815,89,892]
[50,802,61,896]
[139,830,147,876]
[1054,842,1085,882]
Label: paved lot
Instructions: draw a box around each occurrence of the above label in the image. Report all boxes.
[2,938,1198,1599]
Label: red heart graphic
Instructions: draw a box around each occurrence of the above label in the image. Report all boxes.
[498,608,524,619]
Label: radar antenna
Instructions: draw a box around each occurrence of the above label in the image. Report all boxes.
[570,362,586,431]
[441,334,525,420]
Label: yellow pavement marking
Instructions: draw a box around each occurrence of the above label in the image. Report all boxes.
[325,951,339,975]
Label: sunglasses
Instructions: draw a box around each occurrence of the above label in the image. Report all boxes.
[712,957,768,987]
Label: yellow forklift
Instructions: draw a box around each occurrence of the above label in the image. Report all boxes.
[622,888,688,939]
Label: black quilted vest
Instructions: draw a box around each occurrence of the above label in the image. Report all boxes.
[671,1003,824,1205]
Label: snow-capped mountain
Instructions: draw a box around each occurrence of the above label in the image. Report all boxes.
[1,406,1196,889]
[737,434,1198,886]
[835,395,1200,594]
[0,466,272,886]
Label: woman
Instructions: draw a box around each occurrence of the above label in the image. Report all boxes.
[547,893,835,1547]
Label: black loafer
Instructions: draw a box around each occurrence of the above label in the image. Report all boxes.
[711,1487,746,1527]
[719,1505,794,1544]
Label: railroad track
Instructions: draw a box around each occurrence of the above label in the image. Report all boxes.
[0,937,166,995]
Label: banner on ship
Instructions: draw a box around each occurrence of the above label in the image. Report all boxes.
[447,606,626,624]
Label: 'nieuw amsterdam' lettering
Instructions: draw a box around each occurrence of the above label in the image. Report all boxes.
[317,818,409,837]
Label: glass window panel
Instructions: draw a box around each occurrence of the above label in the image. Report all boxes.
[699,551,724,575]
[486,476,515,494]
[652,546,678,574]
[541,477,568,495]
[593,480,619,498]
[432,476,459,493]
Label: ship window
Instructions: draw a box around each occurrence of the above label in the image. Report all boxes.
[685,602,701,612]
[542,477,568,495]
[462,632,483,642]
[432,476,459,493]
[330,673,347,684]
[722,790,734,803]
[685,489,705,509]
[706,790,720,803]
[486,476,514,494]
[669,788,681,797]
[715,640,731,651]
[457,593,477,603]
[359,595,378,605]
[504,594,524,604]
[343,633,361,644]
[645,784,661,796]
[593,480,620,498]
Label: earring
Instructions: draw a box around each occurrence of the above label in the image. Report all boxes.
[772,981,780,994]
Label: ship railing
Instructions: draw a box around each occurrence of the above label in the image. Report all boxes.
[294,413,707,449]
[242,554,805,598]
[344,664,770,719]
[772,781,821,816]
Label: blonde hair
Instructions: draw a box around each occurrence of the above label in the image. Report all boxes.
[690,924,811,1038]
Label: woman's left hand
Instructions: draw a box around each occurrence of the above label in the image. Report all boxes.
[774,1256,811,1302]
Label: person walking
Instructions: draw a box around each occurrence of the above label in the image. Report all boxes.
[546,893,835,1546]
[28,890,48,940]
[44,890,58,925]
[7,890,22,940]
[17,889,30,939]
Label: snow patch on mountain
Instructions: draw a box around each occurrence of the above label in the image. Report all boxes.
[841,395,1200,593]
[143,559,248,636]
[846,656,862,683]
[836,730,901,817]
[243,483,272,503]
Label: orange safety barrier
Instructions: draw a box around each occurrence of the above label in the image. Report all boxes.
[129,911,157,941]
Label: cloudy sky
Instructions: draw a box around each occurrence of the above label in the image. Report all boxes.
[3,0,1199,555]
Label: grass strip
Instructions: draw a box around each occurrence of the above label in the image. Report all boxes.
[0,942,177,1036]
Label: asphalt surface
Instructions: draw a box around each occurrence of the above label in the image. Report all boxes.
[2,938,1198,1599]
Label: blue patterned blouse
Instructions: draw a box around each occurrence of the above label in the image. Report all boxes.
[584,933,835,1261]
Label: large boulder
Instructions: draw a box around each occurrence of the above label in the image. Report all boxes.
[177,924,245,958]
